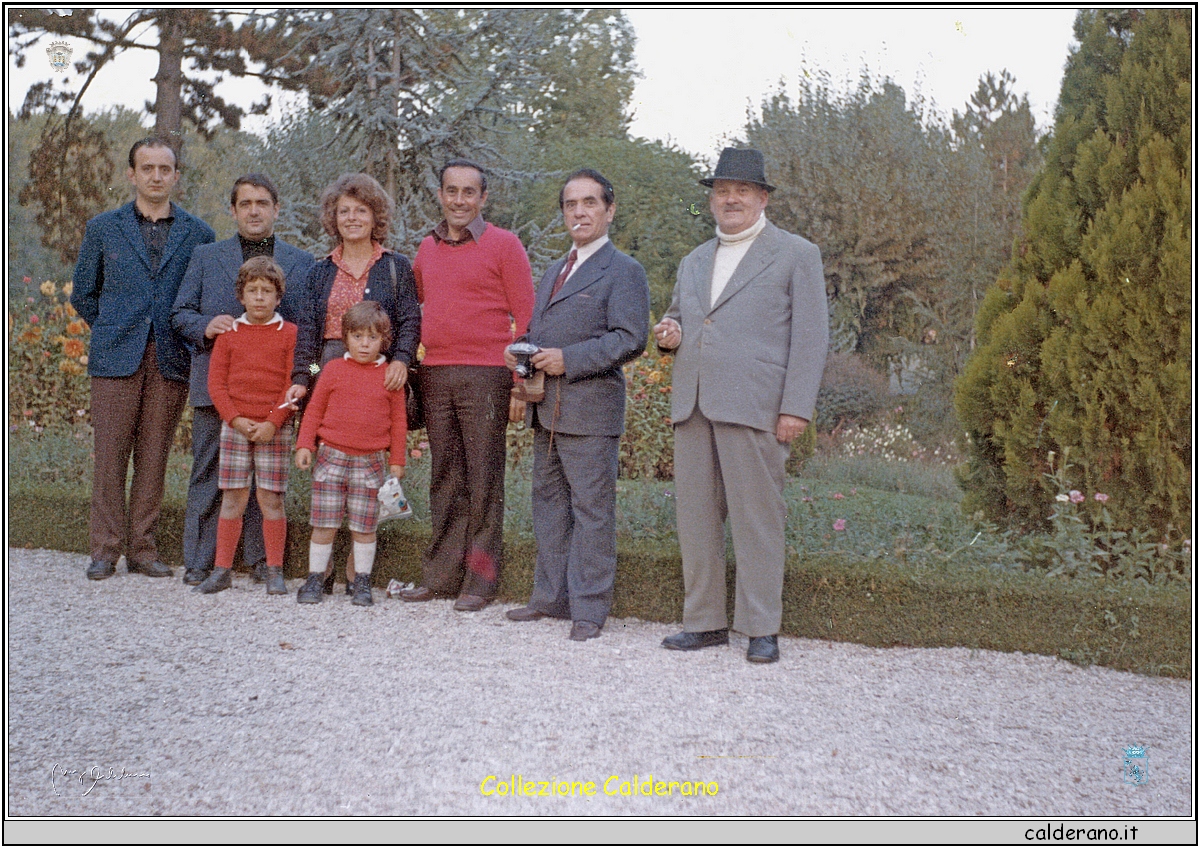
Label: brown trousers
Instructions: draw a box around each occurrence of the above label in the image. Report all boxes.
[88,340,188,564]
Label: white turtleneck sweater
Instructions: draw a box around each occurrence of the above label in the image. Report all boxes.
[710,212,767,309]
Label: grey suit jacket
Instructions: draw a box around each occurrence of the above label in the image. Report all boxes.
[171,237,315,407]
[665,220,828,432]
[525,240,650,437]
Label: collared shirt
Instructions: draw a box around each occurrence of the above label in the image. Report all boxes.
[133,203,175,273]
[238,233,277,262]
[562,234,609,284]
[233,312,285,330]
[431,214,487,246]
[323,241,385,340]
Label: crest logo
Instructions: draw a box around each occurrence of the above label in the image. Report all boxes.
[1123,745,1148,785]
[46,40,72,71]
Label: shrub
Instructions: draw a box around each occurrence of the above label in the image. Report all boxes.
[813,352,890,433]
[955,10,1192,536]
[620,351,674,480]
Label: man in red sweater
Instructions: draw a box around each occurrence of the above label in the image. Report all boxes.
[399,160,535,611]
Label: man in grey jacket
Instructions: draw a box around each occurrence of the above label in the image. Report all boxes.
[505,169,650,641]
[654,148,828,663]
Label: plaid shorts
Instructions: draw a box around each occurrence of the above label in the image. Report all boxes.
[218,422,293,492]
[309,444,386,533]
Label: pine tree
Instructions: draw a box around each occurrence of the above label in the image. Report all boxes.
[955,9,1191,537]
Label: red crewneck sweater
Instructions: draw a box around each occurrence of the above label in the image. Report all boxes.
[207,315,297,429]
[296,356,407,466]
[414,222,535,366]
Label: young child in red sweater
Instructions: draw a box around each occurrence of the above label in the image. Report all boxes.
[294,300,407,606]
[196,256,297,596]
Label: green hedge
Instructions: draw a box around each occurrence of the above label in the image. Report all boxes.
[9,487,1188,679]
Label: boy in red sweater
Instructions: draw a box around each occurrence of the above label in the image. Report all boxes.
[294,300,407,606]
[196,256,297,595]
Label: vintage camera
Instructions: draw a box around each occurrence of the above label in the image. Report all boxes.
[507,341,545,403]
[508,342,540,379]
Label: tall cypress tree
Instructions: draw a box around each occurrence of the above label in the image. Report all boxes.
[955,9,1191,536]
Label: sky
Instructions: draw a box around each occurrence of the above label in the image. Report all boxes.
[6,7,1081,164]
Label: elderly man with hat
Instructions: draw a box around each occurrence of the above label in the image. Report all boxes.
[653,147,828,663]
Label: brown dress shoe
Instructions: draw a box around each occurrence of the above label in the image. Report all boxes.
[569,621,602,641]
[453,594,489,612]
[127,559,173,578]
[398,586,453,602]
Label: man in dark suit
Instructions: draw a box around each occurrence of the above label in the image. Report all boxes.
[654,148,828,663]
[72,137,216,580]
[171,174,315,586]
[505,169,650,641]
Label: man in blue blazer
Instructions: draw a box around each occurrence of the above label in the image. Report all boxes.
[171,174,315,587]
[504,169,650,641]
[71,138,216,580]
[654,148,829,663]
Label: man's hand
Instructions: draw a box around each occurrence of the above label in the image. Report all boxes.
[531,348,565,376]
[775,414,808,444]
[503,347,518,371]
[285,384,307,404]
[204,314,236,339]
[384,360,408,391]
[295,448,313,470]
[509,397,526,423]
[653,316,681,350]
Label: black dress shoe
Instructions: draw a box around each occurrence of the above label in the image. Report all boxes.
[746,635,780,664]
[265,567,287,596]
[250,561,268,584]
[127,560,173,578]
[86,560,116,581]
[661,629,729,651]
[453,594,488,612]
[351,573,374,607]
[505,605,549,622]
[194,568,232,594]
[182,567,209,586]
[569,620,602,641]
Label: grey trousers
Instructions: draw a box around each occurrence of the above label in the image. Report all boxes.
[673,413,790,638]
[529,425,620,626]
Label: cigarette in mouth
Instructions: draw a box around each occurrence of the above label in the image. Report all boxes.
[572,224,584,230]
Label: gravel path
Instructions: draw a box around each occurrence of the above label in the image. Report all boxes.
[6,547,1192,817]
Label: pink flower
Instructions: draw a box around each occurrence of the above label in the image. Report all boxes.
[29,314,39,324]
[1094,492,1109,503]
[833,492,844,500]
[1069,490,1084,504]
[833,519,846,531]
[22,276,31,283]
[801,496,813,503]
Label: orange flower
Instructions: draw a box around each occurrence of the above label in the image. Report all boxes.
[60,338,87,358]
[66,320,87,336]
[19,327,42,344]
[59,359,85,375]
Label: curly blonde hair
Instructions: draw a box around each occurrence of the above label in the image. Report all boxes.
[319,173,393,245]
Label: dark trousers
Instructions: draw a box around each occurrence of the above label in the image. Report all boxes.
[420,365,511,597]
[88,340,188,563]
[529,425,620,626]
[181,405,266,574]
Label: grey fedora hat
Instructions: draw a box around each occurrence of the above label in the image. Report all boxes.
[699,147,776,192]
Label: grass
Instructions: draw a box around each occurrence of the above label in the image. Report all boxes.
[7,427,1191,678]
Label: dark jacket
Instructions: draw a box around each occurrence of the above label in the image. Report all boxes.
[71,201,216,383]
[291,248,421,389]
